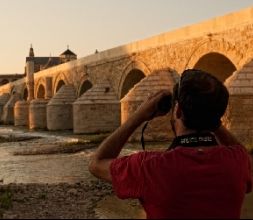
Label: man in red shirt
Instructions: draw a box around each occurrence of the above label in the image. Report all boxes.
[89,69,252,219]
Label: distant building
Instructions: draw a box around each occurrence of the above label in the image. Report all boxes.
[59,47,77,64]
[25,45,77,75]
[0,45,77,86]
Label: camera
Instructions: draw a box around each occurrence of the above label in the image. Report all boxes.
[157,95,172,114]
[141,94,173,151]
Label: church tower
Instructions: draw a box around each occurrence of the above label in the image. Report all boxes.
[29,44,35,58]
[26,45,35,100]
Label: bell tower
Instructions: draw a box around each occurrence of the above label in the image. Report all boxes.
[29,44,34,58]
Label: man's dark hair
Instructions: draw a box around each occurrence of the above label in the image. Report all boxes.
[173,69,229,131]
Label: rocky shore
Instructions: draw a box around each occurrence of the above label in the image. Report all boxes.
[0,180,113,219]
[0,180,145,219]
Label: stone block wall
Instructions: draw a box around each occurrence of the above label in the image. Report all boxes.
[47,105,73,131]
[73,80,121,134]
[73,103,120,134]
[29,99,49,130]
[0,93,10,119]
[1,93,21,125]
[224,61,253,150]
[47,85,77,131]
[14,101,29,126]
[223,95,253,150]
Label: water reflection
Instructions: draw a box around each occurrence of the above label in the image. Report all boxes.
[0,126,137,185]
[0,146,95,184]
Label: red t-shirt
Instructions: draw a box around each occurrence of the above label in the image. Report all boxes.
[110,145,252,219]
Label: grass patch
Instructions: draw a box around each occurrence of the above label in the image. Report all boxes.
[0,189,12,210]
[38,193,47,200]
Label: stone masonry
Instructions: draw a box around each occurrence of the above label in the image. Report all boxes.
[0,7,253,148]
[73,80,120,134]
[47,85,77,131]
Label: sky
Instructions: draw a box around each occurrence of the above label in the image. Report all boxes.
[0,0,253,74]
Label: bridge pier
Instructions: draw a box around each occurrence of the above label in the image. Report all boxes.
[14,101,30,126]
[29,99,49,130]
[121,70,179,142]
[1,93,21,125]
[225,61,253,150]
[0,93,10,121]
[47,85,77,131]
[73,80,120,134]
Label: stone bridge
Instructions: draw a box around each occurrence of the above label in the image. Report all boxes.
[1,7,253,149]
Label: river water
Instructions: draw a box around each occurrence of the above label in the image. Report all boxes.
[0,126,252,219]
[0,126,138,185]
[0,149,94,184]
[0,126,144,219]
[0,126,98,184]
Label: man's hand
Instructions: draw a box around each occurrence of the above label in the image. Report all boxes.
[134,90,172,122]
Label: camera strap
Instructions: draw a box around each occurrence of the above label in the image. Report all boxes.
[141,121,149,151]
[169,132,218,150]
[141,111,158,151]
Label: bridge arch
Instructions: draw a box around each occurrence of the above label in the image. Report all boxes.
[185,39,243,78]
[23,88,28,100]
[53,72,69,95]
[35,77,46,99]
[55,80,66,93]
[11,86,17,95]
[78,79,93,97]
[193,52,237,82]
[37,84,45,99]
[119,60,151,99]
[21,84,28,100]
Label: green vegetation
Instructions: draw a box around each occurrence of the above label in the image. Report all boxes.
[38,193,47,200]
[0,188,12,218]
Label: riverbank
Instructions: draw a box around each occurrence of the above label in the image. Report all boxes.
[0,126,146,219]
[0,180,112,219]
[0,126,252,219]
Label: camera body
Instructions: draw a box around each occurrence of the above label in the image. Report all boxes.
[141,94,172,150]
[157,95,172,114]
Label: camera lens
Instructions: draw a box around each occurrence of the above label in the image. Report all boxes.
[157,95,172,113]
